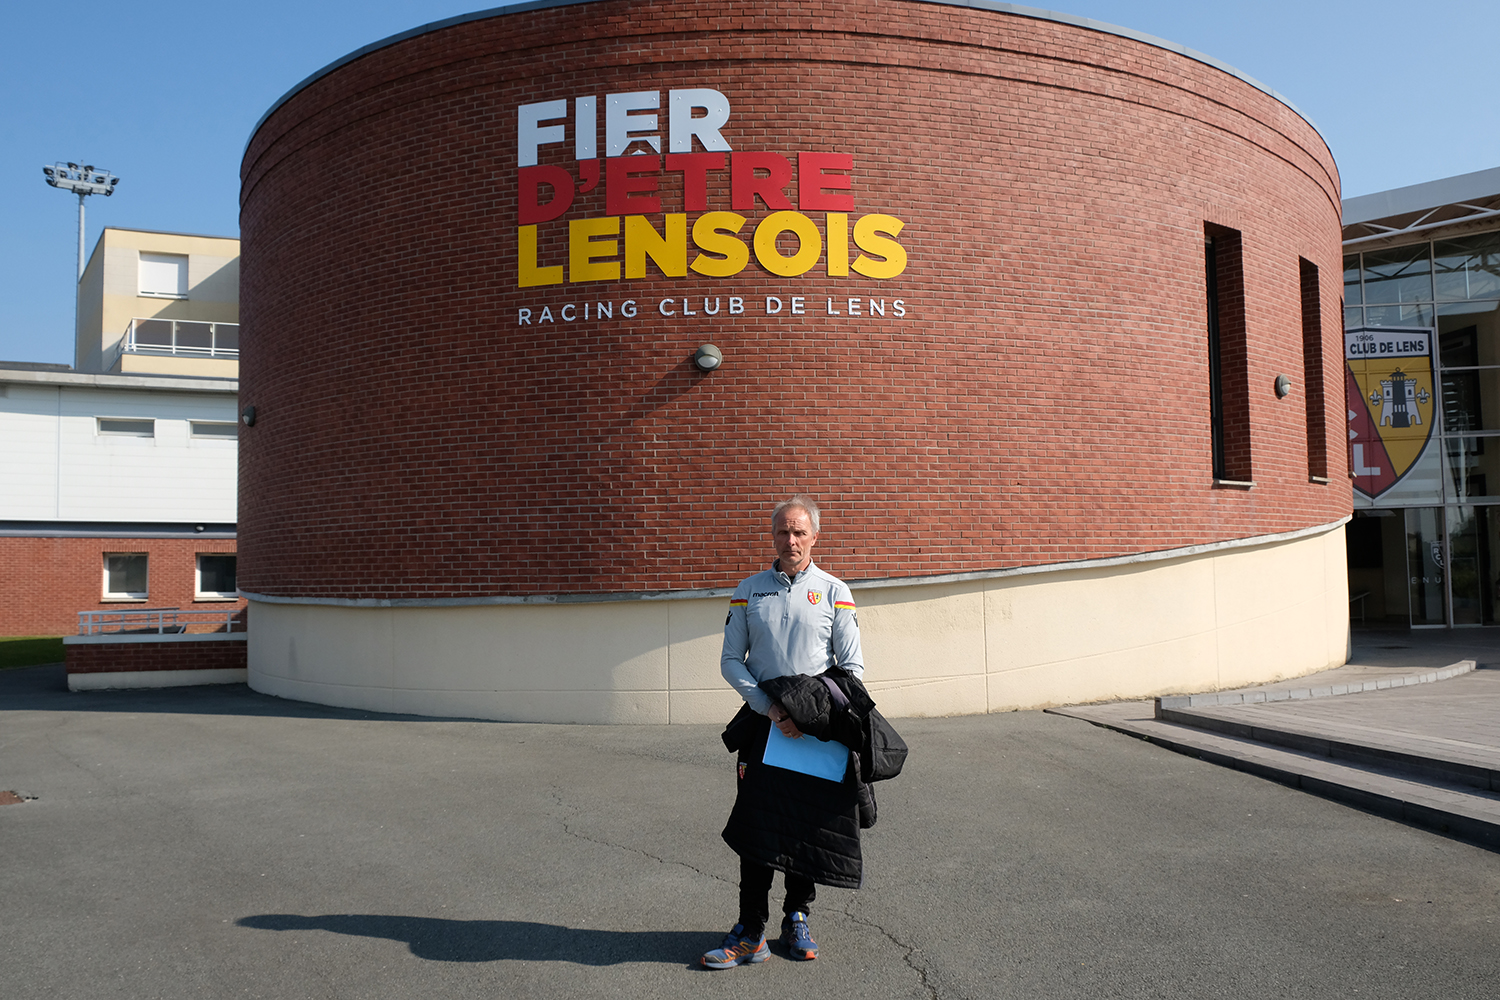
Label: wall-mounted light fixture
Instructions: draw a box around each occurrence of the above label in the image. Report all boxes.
[1274,374,1292,398]
[694,344,723,371]
[241,405,257,426]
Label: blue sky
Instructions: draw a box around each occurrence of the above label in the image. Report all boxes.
[3,0,1497,365]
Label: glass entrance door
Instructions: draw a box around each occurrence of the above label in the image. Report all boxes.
[1353,505,1500,627]
[1447,505,1499,624]
[1406,506,1447,626]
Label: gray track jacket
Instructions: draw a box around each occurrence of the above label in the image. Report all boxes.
[720,559,864,715]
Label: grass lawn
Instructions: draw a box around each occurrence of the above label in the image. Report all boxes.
[0,636,65,669]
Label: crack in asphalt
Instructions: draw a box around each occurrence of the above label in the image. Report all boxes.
[547,783,934,993]
[549,786,734,887]
[843,897,940,1000]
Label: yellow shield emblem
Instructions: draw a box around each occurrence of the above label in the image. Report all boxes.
[1345,326,1435,498]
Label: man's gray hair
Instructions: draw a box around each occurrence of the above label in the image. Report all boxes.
[772,494,821,532]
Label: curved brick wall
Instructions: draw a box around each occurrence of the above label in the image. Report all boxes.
[239,0,1346,603]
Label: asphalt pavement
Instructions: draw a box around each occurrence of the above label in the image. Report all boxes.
[3,657,1499,1000]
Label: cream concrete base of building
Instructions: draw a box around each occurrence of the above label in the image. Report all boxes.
[68,668,249,691]
[115,353,239,379]
[247,523,1350,724]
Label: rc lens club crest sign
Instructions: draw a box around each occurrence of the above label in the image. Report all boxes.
[1345,326,1435,498]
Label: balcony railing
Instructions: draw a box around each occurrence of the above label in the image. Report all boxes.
[78,607,247,636]
[121,317,239,360]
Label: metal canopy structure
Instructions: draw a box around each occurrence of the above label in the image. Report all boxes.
[1343,166,1500,247]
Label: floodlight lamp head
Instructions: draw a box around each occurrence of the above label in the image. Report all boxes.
[43,161,119,197]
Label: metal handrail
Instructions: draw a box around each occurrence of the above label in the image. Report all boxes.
[121,318,240,359]
[77,606,246,636]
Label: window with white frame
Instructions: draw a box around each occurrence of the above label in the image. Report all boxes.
[196,554,237,600]
[190,421,238,439]
[103,553,149,600]
[139,252,188,298]
[97,417,155,437]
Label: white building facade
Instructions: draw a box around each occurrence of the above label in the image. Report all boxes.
[1,228,243,641]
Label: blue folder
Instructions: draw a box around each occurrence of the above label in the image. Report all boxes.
[762,724,850,782]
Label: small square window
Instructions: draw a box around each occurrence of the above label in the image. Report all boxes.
[139,252,188,298]
[196,554,237,599]
[191,421,238,439]
[103,553,148,600]
[97,417,155,437]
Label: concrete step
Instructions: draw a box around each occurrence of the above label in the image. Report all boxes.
[1046,701,1500,852]
[1154,701,1500,793]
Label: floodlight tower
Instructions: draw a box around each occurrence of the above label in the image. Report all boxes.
[42,162,121,280]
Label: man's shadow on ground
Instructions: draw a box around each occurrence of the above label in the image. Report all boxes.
[238,913,711,965]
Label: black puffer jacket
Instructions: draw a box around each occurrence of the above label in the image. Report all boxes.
[720,668,903,889]
[757,668,908,784]
[720,705,864,888]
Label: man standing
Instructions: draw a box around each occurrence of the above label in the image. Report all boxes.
[702,494,865,969]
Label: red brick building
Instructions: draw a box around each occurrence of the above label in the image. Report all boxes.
[0,362,244,643]
[238,0,1350,723]
[0,533,239,636]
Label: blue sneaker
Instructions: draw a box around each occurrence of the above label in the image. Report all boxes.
[701,924,769,969]
[781,911,817,960]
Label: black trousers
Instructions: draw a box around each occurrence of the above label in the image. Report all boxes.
[738,856,816,938]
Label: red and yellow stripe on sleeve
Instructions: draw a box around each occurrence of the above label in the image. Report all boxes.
[834,599,856,610]
[729,599,748,608]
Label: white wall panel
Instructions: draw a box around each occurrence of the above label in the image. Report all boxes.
[0,385,61,517]
[2,383,237,523]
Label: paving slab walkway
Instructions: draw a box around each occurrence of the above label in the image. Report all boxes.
[1049,629,1500,851]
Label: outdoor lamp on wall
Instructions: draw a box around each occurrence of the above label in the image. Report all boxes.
[241,405,257,426]
[1274,374,1292,398]
[694,344,723,371]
